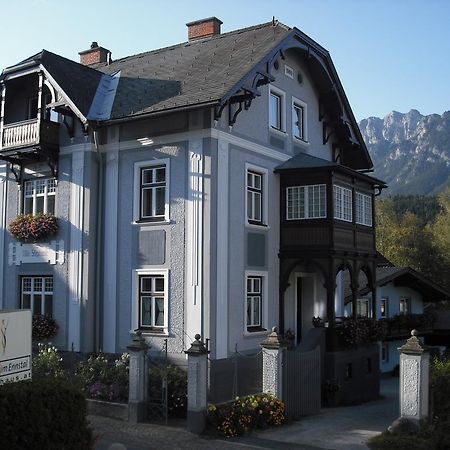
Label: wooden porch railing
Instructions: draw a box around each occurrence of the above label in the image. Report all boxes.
[2,119,40,149]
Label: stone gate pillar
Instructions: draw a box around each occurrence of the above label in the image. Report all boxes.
[261,327,286,399]
[398,329,430,424]
[185,333,209,434]
[127,330,149,423]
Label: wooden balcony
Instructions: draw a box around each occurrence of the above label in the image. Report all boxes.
[1,119,59,153]
[381,314,434,340]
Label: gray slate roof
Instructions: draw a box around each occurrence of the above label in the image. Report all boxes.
[2,50,103,117]
[97,22,291,120]
[275,152,338,171]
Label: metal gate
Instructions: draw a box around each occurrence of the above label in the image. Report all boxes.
[146,338,187,424]
[283,346,321,419]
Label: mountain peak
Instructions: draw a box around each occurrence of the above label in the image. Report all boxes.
[359,111,450,195]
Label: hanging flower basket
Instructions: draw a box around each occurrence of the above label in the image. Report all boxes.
[9,213,58,242]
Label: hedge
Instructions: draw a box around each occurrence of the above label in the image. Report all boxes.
[0,379,94,450]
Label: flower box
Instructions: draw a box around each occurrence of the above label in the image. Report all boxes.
[9,213,58,242]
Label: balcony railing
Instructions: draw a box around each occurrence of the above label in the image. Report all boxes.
[2,119,39,149]
[0,118,59,152]
[382,314,434,339]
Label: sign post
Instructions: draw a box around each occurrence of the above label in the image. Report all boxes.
[0,310,32,385]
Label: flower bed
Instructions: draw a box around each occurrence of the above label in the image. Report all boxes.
[9,213,58,242]
[208,393,285,437]
[75,353,129,403]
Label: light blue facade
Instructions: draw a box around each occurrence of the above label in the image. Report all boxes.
[0,19,377,364]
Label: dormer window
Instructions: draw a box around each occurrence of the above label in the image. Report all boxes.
[23,178,56,215]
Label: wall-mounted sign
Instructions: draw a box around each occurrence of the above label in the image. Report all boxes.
[0,310,32,384]
[8,240,65,266]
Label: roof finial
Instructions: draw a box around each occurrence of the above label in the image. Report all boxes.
[272,16,276,26]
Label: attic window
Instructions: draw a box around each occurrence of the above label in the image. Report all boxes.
[284,65,294,79]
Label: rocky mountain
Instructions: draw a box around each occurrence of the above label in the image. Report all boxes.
[359,110,450,195]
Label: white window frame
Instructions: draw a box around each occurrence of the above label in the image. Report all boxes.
[245,163,268,227]
[399,297,410,315]
[133,158,170,223]
[269,85,286,135]
[286,184,326,220]
[132,269,169,335]
[244,271,268,335]
[21,276,53,317]
[356,192,373,226]
[380,297,388,319]
[333,184,353,222]
[23,177,57,215]
[357,298,370,318]
[292,96,308,143]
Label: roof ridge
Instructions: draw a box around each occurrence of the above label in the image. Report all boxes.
[108,21,290,65]
[41,49,105,75]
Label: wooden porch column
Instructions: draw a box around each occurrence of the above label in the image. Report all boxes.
[36,72,44,125]
[0,83,5,148]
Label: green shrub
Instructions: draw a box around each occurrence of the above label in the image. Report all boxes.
[0,378,94,450]
[368,420,450,450]
[32,315,58,341]
[368,430,431,450]
[148,364,187,417]
[75,352,129,403]
[431,357,450,421]
[32,343,67,380]
[208,393,285,437]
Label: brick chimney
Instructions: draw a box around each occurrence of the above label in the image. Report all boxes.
[79,42,110,66]
[186,17,222,41]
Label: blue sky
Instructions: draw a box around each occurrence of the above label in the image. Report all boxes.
[1,0,449,120]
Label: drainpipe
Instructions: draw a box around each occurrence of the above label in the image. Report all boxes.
[92,126,103,351]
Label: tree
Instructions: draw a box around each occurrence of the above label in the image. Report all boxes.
[429,187,450,290]
[376,196,450,292]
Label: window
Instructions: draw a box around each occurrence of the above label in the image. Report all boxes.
[380,297,388,318]
[286,184,326,220]
[292,97,308,142]
[247,171,263,224]
[21,276,53,317]
[139,274,166,330]
[23,178,56,215]
[399,298,410,315]
[246,165,268,226]
[246,276,263,331]
[381,343,389,363]
[356,192,373,226]
[334,185,352,222]
[134,159,170,223]
[357,298,370,318]
[269,87,285,132]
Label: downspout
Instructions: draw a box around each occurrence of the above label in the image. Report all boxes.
[92,126,103,351]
